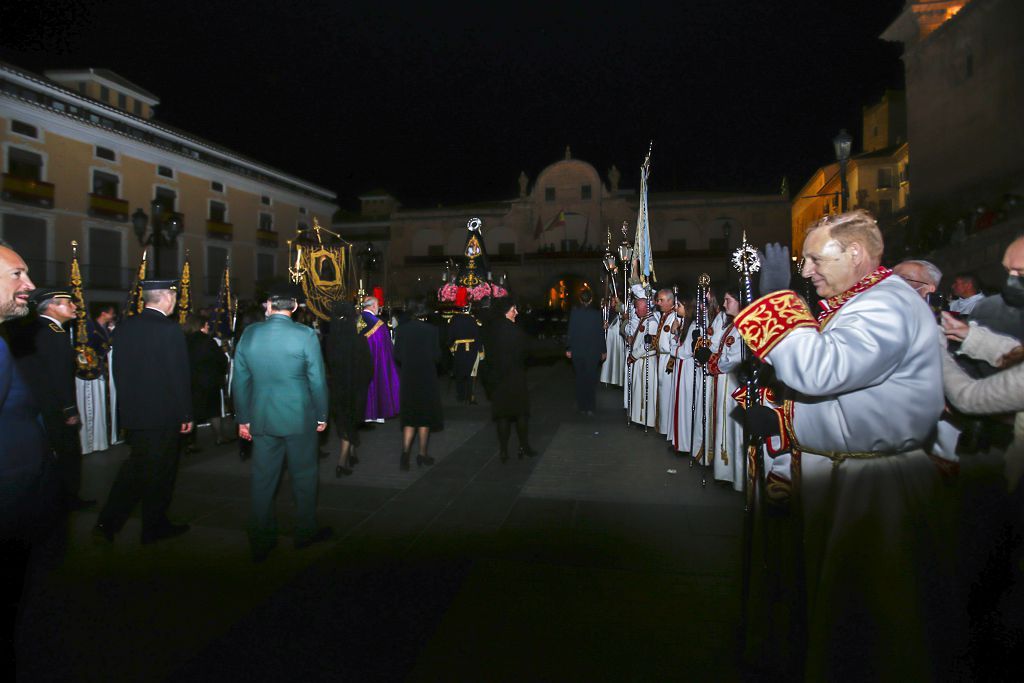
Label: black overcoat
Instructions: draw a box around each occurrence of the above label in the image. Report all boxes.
[393,318,443,430]
[112,308,192,430]
[186,332,228,423]
[485,317,529,418]
[567,305,605,361]
[447,312,480,379]
[325,328,373,443]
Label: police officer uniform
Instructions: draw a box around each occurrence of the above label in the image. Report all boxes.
[7,287,93,510]
[95,279,192,544]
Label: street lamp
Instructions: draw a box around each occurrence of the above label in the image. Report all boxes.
[833,128,853,212]
[132,199,182,278]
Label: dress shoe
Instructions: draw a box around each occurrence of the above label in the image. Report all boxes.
[416,454,435,467]
[335,464,353,477]
[141,522,190,545]
[93,522,116,543]
[518,446,538,459]
[294,526,334,550]
[400,451,411,471]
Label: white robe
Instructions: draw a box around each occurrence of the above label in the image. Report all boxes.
[76,376,109,454]
[709,322,744,491]
[670,313,727,457]
[744,274,953,680]
[626,313,660,427]
[600,307,625,386]
[654,310,678,434]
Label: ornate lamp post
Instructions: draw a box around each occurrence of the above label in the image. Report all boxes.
[131,199,182,278]
[833,128,853,212]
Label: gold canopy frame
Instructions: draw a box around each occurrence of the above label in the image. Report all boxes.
[288,217,354,321]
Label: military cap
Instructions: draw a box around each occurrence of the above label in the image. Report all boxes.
[140,279,178,291]
[28,287,73,306]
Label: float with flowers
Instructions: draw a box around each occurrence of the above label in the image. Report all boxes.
[437,217,510,307]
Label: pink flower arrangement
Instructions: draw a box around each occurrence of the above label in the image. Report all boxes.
[438,282,508,302]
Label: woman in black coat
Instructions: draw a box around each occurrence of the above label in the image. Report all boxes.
[484,297,536,462]
[183,314,229,451]
[393,299,443,470]
[325,301,373,476]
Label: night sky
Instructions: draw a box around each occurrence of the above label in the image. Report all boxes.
[1,0,906,209]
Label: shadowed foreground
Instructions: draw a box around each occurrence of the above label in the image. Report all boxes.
[17,362,744,682]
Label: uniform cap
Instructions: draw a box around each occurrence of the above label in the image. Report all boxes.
[140,279,178,291]
[28,287,73,305]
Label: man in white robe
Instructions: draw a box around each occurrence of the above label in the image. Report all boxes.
[626,286,659,428]
[734,210,957,681]
[652,289,679,434]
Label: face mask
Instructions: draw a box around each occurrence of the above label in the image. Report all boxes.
[1002,275,1024,308]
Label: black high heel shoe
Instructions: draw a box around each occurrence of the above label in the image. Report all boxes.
[335,464,353,477]
[416,454,435,467]
[400,451,411,471]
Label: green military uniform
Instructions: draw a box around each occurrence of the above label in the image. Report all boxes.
[232,312,328,554]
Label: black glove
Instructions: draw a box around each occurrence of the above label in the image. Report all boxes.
[694,346,712,365]
[731,404,781,438]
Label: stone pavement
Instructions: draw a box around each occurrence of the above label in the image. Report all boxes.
[16,361,746,682]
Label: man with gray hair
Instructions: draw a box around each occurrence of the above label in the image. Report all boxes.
[894,258,943,299]
[95,279,193,545]
[359,294,399,422]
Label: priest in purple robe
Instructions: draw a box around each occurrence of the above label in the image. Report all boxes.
[359,295,400,422]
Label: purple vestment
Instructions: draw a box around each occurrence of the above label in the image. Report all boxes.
[361,311,400,420]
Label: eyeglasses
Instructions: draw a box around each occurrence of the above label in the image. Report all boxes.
[900,276,931,290]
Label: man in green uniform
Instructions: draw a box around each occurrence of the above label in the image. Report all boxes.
[233,284,331,562]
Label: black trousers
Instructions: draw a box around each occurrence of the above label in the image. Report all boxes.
[44,416,82,504]
[572,355,601,412]
[98,429,181,536]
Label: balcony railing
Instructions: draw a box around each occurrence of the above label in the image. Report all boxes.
[88,193,130,221]
[2,173,54,208]
[206,220,234,241]
[256,229,278,247]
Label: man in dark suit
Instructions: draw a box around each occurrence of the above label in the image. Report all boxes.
[8,287,94,511]
[566,289,607,415]
[233,284,330,562]
[0,241,57,672]
[94,279,193,544]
